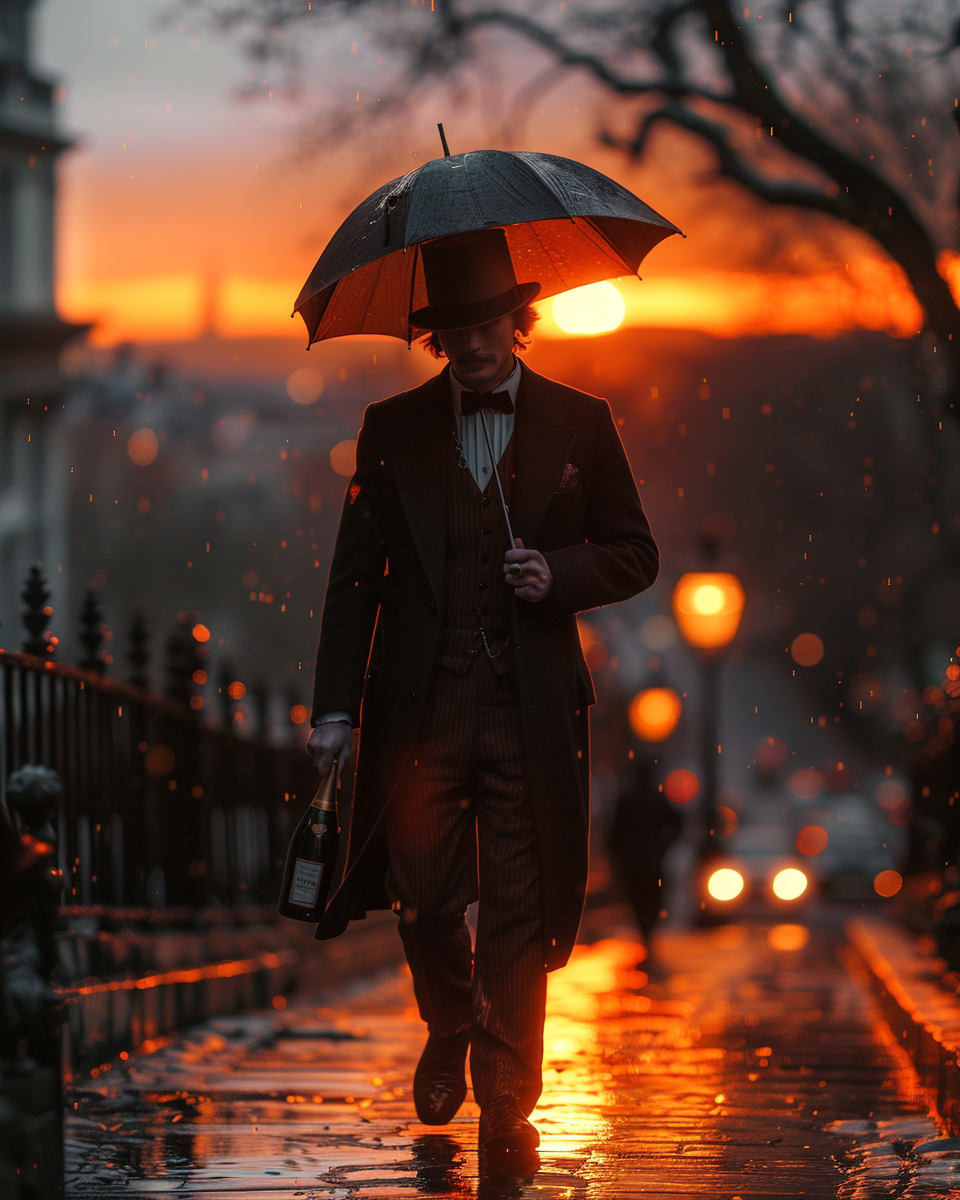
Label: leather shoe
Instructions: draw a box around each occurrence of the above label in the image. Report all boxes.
[413,1027,471,1125]
[478,1095,540,1160]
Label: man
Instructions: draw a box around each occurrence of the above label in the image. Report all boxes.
[307,227,658,1161]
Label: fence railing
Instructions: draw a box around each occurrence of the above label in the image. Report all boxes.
[0,649,318,912]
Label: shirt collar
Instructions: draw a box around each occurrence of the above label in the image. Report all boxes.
[450,356,522,414]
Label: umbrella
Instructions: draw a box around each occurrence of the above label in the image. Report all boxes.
[293,144,681,346]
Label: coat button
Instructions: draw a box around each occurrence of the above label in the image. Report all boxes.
[482,495,491,506]
[406,691,417,707]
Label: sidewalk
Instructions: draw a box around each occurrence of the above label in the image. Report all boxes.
[847,915,960,1134]
[66,910,933,1198]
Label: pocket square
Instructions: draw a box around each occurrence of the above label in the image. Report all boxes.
[555,462,580,494]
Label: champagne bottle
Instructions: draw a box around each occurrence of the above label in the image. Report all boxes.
[278,756,340,922]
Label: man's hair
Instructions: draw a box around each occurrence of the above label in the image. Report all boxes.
[418,304,540,359]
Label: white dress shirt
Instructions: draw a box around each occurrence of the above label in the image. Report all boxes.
[449,357,521,492]
[312,358,522,730]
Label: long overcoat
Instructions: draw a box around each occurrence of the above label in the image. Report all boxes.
[310,362,658,971]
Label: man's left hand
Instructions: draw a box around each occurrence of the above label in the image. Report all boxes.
[504,538,553,603]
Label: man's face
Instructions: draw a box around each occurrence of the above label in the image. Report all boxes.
[437,313,517,392]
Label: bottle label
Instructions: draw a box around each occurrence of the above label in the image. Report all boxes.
[288,858,324,908]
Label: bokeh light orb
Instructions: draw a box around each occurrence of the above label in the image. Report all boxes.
[628,687,682,742]
[127,427,159,466]
[192,623,210,643]
[707,867,745,901]
[552,281,626,336]
[287,366,324,405]
[874,869,903,898]
[768,923,809,951]
[791,632,825,666]
[330,439,358,477]
[290,704,309,724]
[796,825,828,856]
[639,614,677,651]
[664,768,699,804]
[772,867,808,901]
[789,768,824,801]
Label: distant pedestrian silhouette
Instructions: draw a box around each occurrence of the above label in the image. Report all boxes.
[606,757,683,954]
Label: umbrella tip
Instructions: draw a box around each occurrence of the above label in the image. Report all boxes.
[437,123,451,157]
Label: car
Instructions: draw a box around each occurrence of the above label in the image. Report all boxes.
[698,820,814,917]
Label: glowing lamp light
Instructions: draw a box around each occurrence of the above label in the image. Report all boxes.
[192,623,211,643]
[290,704,309,725]
[227,681,246,700]
[671,572,745,650]
[772,867,808,901]
[552,281,626,336]
[664,768,699,804]
[707,867,745,901]
[628,687,682,742]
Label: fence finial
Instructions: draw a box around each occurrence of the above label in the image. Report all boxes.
[20,563,54,658]
[78,588,106,675]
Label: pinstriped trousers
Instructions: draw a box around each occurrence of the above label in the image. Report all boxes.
[386,656,546,1115]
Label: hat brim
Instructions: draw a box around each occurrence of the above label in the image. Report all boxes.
[410,281,541,333]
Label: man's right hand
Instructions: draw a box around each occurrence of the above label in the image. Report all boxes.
[307,721,352,778]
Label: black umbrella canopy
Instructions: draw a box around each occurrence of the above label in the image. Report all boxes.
[294,149,681,346]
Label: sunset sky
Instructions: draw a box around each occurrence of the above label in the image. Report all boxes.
[34,0,949,350]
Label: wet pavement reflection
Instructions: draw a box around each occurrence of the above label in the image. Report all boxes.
[66,911,943,1197]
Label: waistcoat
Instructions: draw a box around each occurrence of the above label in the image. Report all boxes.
[436,427,515,677]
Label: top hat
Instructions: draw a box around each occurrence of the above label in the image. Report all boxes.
[409,228,541,332]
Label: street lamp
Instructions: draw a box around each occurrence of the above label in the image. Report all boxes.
[671,570,745,873]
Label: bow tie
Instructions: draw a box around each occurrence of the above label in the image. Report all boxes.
[460,389,514,417]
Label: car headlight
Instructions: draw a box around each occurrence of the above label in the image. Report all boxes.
[707,867,745,901]
[772,867,808,901]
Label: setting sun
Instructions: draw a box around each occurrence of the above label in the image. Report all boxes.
[552,281,626,336]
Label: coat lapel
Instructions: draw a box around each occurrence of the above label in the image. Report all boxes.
[511,364,577,542]
[384,367,451,612]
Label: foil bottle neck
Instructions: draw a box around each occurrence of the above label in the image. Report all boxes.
[310,755,339,811]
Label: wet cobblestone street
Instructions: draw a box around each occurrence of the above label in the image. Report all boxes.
[65,913,953,1198]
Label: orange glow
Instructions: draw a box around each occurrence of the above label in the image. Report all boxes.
[127,428,159,466]
[796,825,828,856]
[707,868,744,901]
[768,924,809,951]
[290,704,309,724]
[227,681,246,700]
[272,995,288,1010]
[539,258,926,342]
[192,669,207,685]
[192,624,211,643]
[772,868,808,901]
[671,572,745,650]
[63,275,206,346]
[874,870,903,898]
[330,440,357,477]
[628,686,682,741]
[57,950,293,997]
[664,768,699,804]
[791,633,825,667]
[577,621,608,670]
[552,281,626,335]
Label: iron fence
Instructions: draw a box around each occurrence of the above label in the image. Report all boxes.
[0,649,318,912]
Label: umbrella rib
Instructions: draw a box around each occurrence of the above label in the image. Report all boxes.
[406,242,421,349]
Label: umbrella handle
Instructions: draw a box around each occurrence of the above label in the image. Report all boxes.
[477,410,521,574]
[437,123,451,157]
